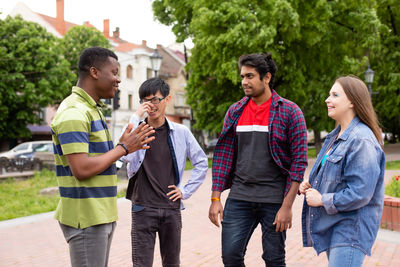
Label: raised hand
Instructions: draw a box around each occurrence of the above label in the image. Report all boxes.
[119,122,155,153]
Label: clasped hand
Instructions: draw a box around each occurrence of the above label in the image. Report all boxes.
[300,181,323,207]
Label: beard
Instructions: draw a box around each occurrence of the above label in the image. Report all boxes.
[243,86,265,97]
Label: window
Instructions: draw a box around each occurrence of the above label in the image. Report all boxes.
[13,143,29,152]
[38,108,45,123]
[176,92,185,106]
[34,144,52,152]
[128,94,133,110]
[126,65,133,79]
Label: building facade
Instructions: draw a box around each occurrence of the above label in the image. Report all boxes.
[9,0,191,144]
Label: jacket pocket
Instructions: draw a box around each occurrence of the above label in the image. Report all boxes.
[323,154,344,183]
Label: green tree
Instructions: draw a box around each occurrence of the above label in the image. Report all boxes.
[0,15,73,140]
[373,0,400,142]
[59,25,111,85]
[153,0,380,151]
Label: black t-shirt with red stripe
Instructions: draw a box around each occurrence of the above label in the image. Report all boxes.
[229,98,286,203]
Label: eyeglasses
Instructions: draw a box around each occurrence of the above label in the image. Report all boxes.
[139,97,166,104]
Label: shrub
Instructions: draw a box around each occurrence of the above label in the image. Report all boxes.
[385,175,400,198]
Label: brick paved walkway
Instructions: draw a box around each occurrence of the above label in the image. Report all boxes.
[1,144,400,266]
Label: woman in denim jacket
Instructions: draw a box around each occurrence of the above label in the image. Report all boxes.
[300,76,385,267]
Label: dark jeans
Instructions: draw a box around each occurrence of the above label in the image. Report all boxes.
[222,198,286,267]
[131,205,182,267]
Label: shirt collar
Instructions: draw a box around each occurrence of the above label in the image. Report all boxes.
[337,116,360,141]
[271,89,282,107]
[143,117,175,131]
[242,89,281,108]
[326,116,360,141]
[248,95,272,108]
[72,86,105,108]
[166,117,175,131]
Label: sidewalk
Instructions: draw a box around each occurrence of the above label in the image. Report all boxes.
[1,144,400,266]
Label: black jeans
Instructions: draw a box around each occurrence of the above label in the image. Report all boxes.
[131,205,182,267]
[222,198,286,267]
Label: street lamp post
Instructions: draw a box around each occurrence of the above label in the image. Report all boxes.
[364,65,374,95]
[150,49,163,77]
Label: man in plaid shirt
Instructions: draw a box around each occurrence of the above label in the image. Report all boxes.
[208,53,308,266]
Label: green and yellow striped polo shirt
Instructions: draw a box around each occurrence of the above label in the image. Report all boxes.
[51,86,117,229]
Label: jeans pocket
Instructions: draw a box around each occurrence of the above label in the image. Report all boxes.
[59,223,82,243]
[132,204,145,212]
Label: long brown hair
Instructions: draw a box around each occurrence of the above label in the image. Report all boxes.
[336,76,383,146]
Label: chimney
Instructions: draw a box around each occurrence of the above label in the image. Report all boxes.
[142,40,147,47]
[103,19,110,38]
[157,44,162,50]
[113,27,120,38]
[56,0,66,35]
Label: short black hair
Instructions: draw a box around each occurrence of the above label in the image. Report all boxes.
[238,53,277,89]
[78,47,118,77]
[139,77,170,99]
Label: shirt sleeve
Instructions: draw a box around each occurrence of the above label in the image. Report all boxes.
[119,113,146,178]
[211,105,236,192]
[322,138,384,215]
[179,128,208,200]
[54,108,90,155]
[287,106,308,183]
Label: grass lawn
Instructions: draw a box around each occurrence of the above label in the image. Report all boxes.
[0,169,127,221]
[0,169,59,221]
[386,160,400,170]
[307,148,316,158]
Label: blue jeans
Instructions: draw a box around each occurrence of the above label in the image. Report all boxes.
[59,222,116,267]
[327,246,365,267]
[222,198,286,267]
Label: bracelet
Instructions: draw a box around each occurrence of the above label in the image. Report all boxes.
[117,143,129,156]
[211,197,220,202]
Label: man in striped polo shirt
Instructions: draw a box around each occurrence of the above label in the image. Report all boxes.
[209,53,308,266]
[51,47,155,267]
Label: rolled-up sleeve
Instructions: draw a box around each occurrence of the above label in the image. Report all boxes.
[321,193,337,214]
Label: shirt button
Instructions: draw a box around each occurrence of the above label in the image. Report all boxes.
[311,214,314,217]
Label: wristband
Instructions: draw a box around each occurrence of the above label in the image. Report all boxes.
[211,197,220,202]
[117,143,129,156]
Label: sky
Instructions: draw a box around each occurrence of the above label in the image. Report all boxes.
[0,0,185,48]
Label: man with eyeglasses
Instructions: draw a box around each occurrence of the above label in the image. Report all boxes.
[120,77,208,266]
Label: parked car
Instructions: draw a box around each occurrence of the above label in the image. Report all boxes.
[0,141,53,159]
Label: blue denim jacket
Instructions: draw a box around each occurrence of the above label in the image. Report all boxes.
[302,116,385,256]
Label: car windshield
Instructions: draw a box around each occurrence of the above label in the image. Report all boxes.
[13,143,29,152]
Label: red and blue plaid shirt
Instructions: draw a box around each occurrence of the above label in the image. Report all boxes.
[212,89,308,196]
